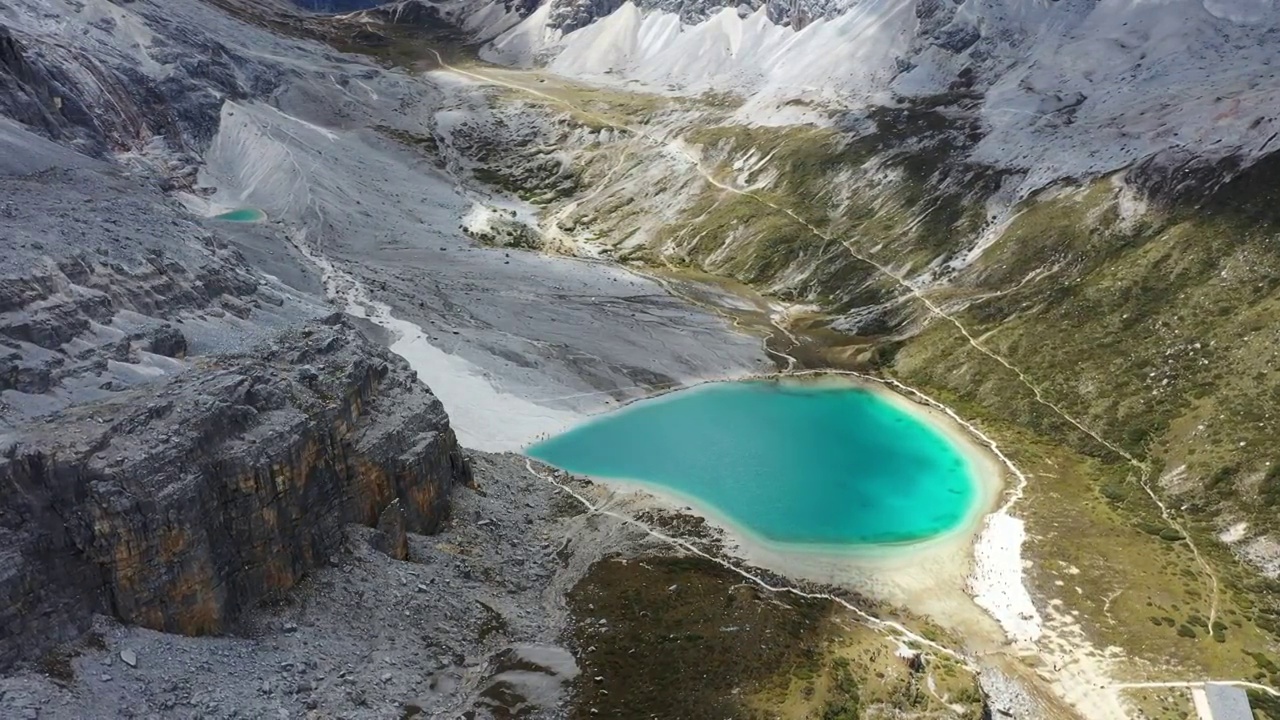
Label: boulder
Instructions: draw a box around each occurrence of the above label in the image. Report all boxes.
[145,324,187,358]
[372,499,409,561]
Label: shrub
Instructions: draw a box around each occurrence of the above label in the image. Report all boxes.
[1262,464,1280,506]
[1248,651,1280,674]
[1101,480,1131,502]
[1206,464,1239,493]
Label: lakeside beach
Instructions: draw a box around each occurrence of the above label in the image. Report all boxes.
[525,374,1016,650]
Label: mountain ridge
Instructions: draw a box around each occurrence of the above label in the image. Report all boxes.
[463,0,1280,201]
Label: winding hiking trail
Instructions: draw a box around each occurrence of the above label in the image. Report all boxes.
[422,47,1221,632]
[523,457,973,664]
[637,264,803,372]
[416,47,1250,715]
[1114,681,1280,698]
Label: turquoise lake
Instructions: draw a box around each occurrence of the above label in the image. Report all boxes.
[526,381,980,547]
[213,208,266,222]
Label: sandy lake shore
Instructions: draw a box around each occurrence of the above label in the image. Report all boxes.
[533,373,1017,650]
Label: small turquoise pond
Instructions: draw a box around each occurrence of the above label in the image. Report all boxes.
[212,208,266,222]
[526,381,980,547]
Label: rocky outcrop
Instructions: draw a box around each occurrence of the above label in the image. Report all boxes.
[0,316,471,670]
[290,0,386,10]
[3,0,285,159]
[0,114,326,432]
[145,324,188,359]
[541,0,849,34]
[371,498,410,560]
[366,0,447,25]
[0,26,104,155]
[0,253,258,352]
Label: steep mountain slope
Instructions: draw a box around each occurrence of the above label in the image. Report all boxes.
[475,0,1280,191]
[8,0,1280,717]
[453,0,1280,571]
[408,0,1280,715]
[294,0,385,9]
[0,1,771,716]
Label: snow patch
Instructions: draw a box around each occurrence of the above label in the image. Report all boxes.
[1219,521,1249,544]
[969,511,1043,644]
[1241,535,1280,578]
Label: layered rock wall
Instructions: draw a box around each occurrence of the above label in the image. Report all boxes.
[0,317,471,669]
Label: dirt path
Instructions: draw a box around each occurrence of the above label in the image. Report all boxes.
[522,459,973,664]
[420,46,1239,715]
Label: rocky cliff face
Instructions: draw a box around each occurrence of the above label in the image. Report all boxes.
[0,316,471,671]
[0,3,279,162]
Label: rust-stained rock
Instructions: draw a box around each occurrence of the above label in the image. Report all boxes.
[372,499,409,561]
[0,318,471,669]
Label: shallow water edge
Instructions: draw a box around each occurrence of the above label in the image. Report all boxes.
[525,374,1006,636]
